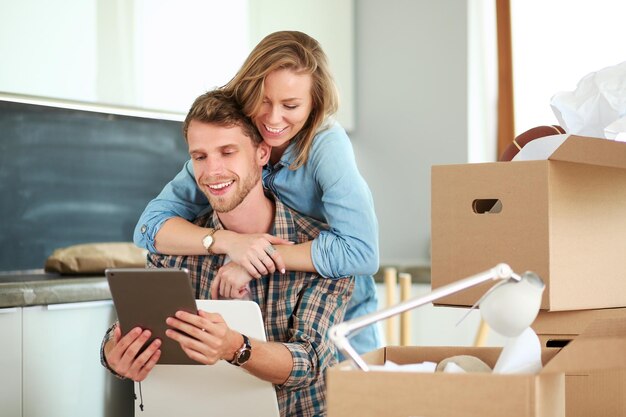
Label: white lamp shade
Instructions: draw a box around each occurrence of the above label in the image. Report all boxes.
[479,272,545,337]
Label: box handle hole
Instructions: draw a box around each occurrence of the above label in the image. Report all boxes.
[545,339,571,348]
[472,199,502,214]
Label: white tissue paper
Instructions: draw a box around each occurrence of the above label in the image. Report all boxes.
[512,134,569,161]
[550,60,626,139]
[493,327,543,374]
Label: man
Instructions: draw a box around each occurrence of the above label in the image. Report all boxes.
[101,90,354,417]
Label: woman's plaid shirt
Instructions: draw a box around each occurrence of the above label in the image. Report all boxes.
[148,196,354,417]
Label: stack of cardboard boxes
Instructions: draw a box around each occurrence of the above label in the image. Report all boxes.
[327,135,626,416]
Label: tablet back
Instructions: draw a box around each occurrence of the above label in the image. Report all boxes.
[106,268,198,365]
[135,299,280,417]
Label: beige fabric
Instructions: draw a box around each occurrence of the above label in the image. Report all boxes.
[436,355,492,373]
[44,242,148,274]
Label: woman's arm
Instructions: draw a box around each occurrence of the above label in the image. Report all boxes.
[249,126,378,278]
[136,160,290,274]
[306,126,380,277]
[133,160,210,253]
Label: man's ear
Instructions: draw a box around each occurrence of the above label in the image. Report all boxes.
[257,142,271,166]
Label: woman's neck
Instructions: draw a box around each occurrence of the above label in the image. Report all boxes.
[269,142,290,165]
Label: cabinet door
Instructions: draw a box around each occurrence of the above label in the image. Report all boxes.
[22,301,133,417]
[0,307,22,417]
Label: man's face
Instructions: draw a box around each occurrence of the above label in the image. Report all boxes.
[187,120,266,213]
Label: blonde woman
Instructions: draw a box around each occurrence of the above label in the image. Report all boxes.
[134,31,380,354]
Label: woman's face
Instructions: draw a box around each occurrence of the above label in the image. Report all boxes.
[253,68,313,153]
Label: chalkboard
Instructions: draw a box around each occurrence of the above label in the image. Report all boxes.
[0,100,189,271]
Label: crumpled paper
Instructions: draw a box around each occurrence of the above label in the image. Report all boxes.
[550,60,626,140]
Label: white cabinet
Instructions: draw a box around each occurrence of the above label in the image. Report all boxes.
[0,307,22,417]
[20,301,133,417]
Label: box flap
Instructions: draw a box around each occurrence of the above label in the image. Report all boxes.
[548,135,626,169]
[532,308,626,335]
[543,318,626,373]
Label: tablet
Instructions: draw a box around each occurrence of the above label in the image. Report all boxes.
[106,268,198,365]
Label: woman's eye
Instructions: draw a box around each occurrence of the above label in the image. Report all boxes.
[284,105,297,110]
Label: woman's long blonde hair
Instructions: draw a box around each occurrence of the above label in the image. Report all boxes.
[222,31,339,169]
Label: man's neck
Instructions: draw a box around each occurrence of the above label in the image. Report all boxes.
[216,185,274,234]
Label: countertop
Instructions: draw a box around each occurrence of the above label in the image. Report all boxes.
[0,269,111,308]
[0,265,431,309]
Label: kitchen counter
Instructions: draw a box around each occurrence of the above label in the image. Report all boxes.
[0,265,431,309]
[0,270,110,308]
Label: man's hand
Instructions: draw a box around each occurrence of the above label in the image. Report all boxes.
[104,326,161,381]
[165,310,242,365]
[211,262,253,300]
[215,230,292,278]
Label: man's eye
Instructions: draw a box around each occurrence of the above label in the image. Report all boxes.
[193,155,206,161]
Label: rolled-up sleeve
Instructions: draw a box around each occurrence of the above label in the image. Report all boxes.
[133,160,211,253]
[276,275,353,391]
[308,131,379,278]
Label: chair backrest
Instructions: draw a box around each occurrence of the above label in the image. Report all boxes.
[134,299,280,417]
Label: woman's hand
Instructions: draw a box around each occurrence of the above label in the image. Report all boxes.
[211,262,253,300]
[215,230,292,278]
[104,325,161,381]
[165,310,241,365]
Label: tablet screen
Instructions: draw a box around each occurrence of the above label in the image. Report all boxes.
[106,268,199,365]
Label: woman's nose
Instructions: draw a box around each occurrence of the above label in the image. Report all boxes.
[267,105,282,124]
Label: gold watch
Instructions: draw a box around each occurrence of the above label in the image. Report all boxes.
[201,229,217,254]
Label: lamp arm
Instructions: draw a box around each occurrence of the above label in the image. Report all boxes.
[329,263,517,371]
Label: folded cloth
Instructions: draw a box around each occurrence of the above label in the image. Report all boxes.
[44,242,148,274]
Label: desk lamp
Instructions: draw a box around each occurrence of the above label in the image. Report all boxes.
[329,263,545,371]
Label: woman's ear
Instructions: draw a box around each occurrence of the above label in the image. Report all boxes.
[257,142,271,165]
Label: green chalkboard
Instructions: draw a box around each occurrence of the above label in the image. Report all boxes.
[0,100,189,271]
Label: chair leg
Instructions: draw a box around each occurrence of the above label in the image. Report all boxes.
[474,319,490,347]
[383,267,398,345]
[399,273,412,346]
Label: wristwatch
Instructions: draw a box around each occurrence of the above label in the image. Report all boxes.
[229,334,252,366]
[201,229,217,254]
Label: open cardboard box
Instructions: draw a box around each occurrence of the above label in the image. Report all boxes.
[430,135,626,311]
[328,346,563,417]
[327,318,626,417]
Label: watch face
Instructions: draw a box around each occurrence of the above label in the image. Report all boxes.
[237,349,251,365]
[202,235,214,250]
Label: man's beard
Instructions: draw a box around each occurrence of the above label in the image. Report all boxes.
[205,169,261,213]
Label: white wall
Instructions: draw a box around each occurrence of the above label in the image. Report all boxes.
[351,0,469,267]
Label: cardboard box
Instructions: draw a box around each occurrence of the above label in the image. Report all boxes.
[327,318,626,417]
[327,347,564,417]
[431,135,626,311]
[532,307,626,347]
[541,318,626,417]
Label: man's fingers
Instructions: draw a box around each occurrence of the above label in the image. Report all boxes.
[128,339,161,380]
[210,277,219,300]
[135,349,162,382]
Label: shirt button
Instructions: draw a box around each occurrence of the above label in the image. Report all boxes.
[140,225,147,234]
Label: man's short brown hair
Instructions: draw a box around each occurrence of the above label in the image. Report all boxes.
[182,90,262,145]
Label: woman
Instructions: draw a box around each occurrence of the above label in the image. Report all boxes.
[134,31,380,354]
